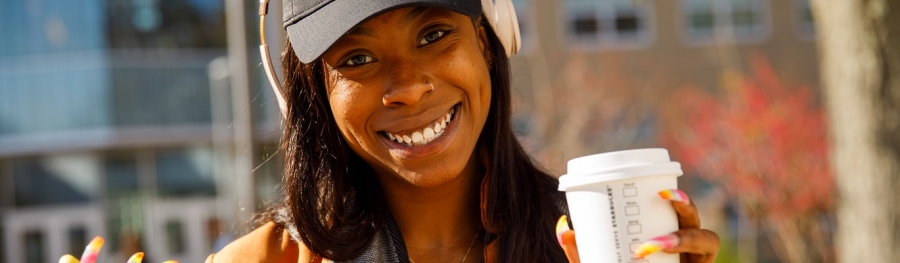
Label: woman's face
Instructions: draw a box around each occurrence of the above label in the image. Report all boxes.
[321,7,492,187]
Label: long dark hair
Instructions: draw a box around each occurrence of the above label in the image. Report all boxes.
[269,18,568,262]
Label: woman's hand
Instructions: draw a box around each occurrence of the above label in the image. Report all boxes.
[58,236,179,263]
[556,189,720,263]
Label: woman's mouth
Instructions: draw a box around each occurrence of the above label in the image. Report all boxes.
[381,104,459,147]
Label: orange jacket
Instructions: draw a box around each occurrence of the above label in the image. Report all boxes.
[205,222,323,263]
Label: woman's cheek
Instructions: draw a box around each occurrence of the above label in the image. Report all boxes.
[328,83,371,150]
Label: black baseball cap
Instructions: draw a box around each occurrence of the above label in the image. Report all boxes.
[283,0,482,64]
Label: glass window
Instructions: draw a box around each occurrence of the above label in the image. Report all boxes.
[105,0,225,127]
[104,151,144,254]
[0,0,107,57]
[111,66,213,127]
[682,0,769,44]
[1,162,12,208]
[23,230,44,263]
[106,0,226,49]
[13,154,101,207]
[0,0,229,138]
[0,0,112,137]
[794,0,815,38]
[571,10,600,39]
[67,226,88,257]
[614,10,640,35]
[164,220,186,255]
[0,224,5,263]
[156,147,216,197]
[564,0,654,49]
[105,152,140,198]
[105,200,146,255]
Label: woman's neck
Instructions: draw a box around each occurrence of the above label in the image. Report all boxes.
[378,158,485,262]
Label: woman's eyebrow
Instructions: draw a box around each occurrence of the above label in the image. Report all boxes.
[348,26,377,37]
[403,6,430,24]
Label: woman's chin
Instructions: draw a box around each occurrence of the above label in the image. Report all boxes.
[393,166,469,189]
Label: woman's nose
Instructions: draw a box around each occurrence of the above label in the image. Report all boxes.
[381,61,433,107]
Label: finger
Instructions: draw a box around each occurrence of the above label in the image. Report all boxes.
[663,229,720,263]
[658,189,700,229]
[126,252,144,263]
[633,234,679,258]
[79,236,104,263]
[561,230,580,263]
[556,215,580,263]
[556,215,570,245]
[161,261,180,263]
[59,254,80,263]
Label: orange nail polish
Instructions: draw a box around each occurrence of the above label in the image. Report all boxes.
[556,215,571,245]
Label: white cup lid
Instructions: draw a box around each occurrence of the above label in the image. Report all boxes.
[559,148,682,191]
[568,148,671,176]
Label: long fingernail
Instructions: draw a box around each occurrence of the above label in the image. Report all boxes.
[126,252,144,263]
[59,254,79,263]
[79,236,104,263]
[556,215,571,245]
[658,189,690,205]
[634,234,680,258]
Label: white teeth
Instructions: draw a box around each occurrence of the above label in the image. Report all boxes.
[423,128,435,140]
[385,106,456,146]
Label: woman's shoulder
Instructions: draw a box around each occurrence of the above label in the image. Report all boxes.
[205,222,322,263]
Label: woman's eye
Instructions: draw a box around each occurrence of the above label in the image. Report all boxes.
[344,55,374,66]
[419,30,446,45]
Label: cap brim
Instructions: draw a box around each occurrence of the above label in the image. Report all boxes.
[286,0,481,64]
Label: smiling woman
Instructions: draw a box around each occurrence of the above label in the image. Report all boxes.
[203,1,719,263]
[260,4,570,262]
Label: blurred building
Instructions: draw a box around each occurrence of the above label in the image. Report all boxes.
[0,0,282,262]
[510,0,817,99]
[508,0,818,160]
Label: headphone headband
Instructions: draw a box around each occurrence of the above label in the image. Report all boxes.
[482,0,521,57]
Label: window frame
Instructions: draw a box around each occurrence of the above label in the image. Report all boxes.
[678,0,772,46]
[792,0,816,41]
[560,0,657,51]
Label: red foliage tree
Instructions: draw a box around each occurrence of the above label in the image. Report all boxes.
[661,55,833,262]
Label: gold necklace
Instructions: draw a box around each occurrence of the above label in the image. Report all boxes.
[409,233,479,263]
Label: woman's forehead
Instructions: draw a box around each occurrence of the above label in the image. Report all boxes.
[283,0,482,63]
[349,7,465,35]
[322,7,478,63]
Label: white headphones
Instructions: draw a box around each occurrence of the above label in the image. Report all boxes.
[481,0,522,57]
[260,0,522,117]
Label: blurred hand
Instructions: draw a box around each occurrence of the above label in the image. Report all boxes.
[58,236,179,263]
[556,189,720,263]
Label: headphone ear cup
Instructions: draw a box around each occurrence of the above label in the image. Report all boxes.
[481,0,521,56]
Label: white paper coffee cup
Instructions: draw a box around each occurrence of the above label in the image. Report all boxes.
[558,148,682,263]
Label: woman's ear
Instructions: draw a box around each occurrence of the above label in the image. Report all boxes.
[475,20,494,68]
